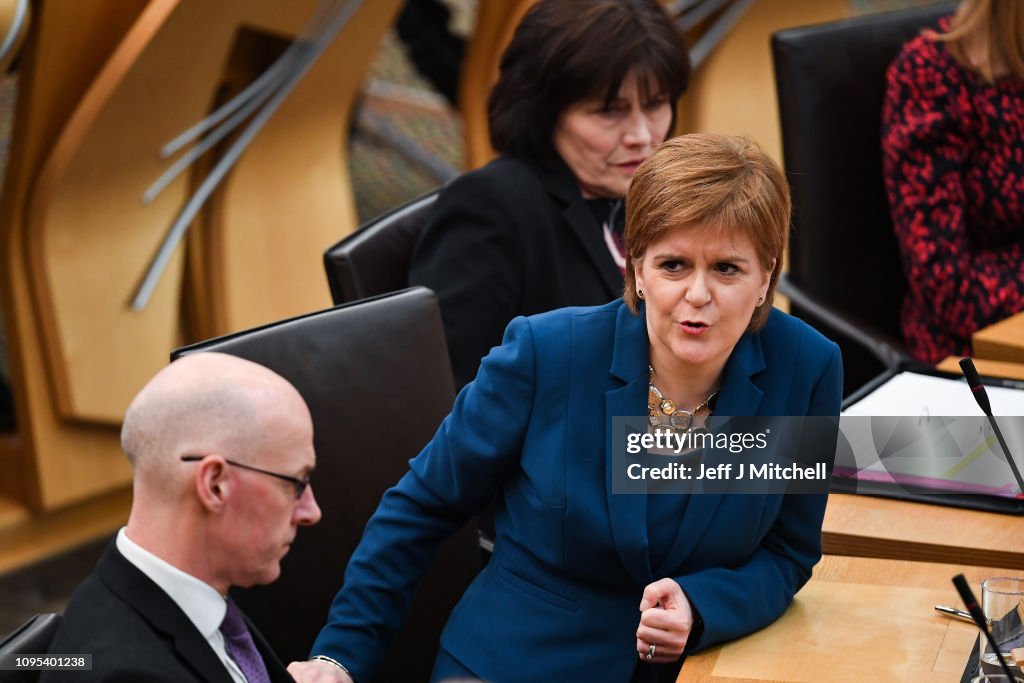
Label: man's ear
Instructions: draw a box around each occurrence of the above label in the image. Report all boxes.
[194,456,230,513]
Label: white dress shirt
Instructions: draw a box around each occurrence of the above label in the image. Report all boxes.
[116,527,249,683]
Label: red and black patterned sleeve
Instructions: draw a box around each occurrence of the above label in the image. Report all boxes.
[881,36,1024,362]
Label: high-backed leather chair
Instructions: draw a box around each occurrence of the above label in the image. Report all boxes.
[173,287,478,682]
[771,4,954,395]
[0,613,61,683]
[323,189,440,304]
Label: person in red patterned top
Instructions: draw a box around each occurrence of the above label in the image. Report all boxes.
[882,0,1024,364]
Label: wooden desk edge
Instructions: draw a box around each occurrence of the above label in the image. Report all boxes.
[937,356,1024,381]
[678,555,1013,682]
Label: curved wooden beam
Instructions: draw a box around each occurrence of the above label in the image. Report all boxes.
[27,0,184,425]
[0,0,152,509]
[458,0,536,170]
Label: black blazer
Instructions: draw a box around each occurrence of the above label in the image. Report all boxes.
[408,155,623,389]
[40,542,292,683]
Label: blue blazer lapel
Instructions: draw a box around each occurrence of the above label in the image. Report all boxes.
[712,329,766,418]
[604,303,653,587]
[654,330,767,577]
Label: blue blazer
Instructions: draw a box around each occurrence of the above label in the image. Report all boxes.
[312,299,842,682]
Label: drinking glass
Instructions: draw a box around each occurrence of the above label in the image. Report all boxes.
[981,577,1024,669]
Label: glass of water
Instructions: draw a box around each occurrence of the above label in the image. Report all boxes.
[981,577,1024,669]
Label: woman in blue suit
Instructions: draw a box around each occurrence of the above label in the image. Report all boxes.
[291,133,842,683]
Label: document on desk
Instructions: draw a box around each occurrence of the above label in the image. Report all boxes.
[836,372,1024,498]
[842,371,1024,417]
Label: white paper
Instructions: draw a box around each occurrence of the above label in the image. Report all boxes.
[842,371,1024,417]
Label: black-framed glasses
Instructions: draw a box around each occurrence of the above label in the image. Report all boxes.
[180,455,310,500]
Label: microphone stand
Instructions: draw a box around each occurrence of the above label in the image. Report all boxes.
[959,358,1024,495]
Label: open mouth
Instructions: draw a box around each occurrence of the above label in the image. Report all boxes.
[680,321,709,334]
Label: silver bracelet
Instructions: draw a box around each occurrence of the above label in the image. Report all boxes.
[309,655,352,679]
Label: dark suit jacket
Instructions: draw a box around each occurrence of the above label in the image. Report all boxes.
[41,542,292,683]
[408,154,623,388]
[312,300,843,683]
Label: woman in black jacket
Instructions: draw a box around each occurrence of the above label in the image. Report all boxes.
[409,0,690,389]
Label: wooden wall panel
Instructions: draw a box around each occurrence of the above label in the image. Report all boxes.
[0,0,153,509]
[0,0,398,509]
[206,0,403,333]
[676,0,849,161]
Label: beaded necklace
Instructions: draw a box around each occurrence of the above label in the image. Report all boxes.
[647,365,718,432]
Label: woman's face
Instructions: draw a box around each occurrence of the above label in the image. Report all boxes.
[635,224,774,376]
[552,71,672,199]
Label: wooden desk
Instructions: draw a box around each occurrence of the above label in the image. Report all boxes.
[974,312,1024,365]
[937,356,1024,382]
[822,493,1024,569]
[679,555,1009,682]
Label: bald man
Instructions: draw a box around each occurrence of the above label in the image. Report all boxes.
[42,353,321,683]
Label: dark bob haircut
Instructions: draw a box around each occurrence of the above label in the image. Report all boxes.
[488,0,691,161]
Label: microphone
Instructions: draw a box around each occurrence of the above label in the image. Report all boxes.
[952,573,1019,681]
[959,358,1024,495]
[960,357,992,415]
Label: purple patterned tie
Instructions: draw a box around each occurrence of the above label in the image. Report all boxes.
[220,600,272,683]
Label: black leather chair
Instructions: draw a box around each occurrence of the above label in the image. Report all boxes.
[771,4,954,396]
[323,189,440,304]
[0,613,61,683]
[173,287,478,683]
